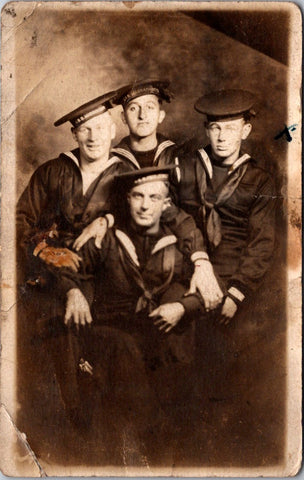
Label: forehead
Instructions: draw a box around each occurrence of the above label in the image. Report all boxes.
[130,180,167,195]
[207,117,245,128]
[125,94,160,108]
[76,111,112,129]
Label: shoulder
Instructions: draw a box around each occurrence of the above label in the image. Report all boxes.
[109,156,134,174]
[33,150,78,175]
[112,137,131,152]
[175,138,203,157]
[241,159,275,196]
[244,159,273,184]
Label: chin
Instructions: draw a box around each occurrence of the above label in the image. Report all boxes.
[136,220,152,227]
[134,217,153,227]
[136,128,153,137]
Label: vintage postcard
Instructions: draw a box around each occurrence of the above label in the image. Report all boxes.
[1,1,302,477]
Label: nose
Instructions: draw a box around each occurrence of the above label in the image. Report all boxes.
[218,128,227,142]
[88,128,100,141]
[138,107,147,120]
[140,195,150,211]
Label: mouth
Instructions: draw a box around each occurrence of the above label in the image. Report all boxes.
[87,144,101,150]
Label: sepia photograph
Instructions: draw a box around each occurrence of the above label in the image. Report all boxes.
[0,1,302,477]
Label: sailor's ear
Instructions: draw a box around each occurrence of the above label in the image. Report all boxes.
[158,109,166,125]
[110,121,116,141]
[205,122,210,139]
[71,127,77,142]
[121,111,127,125]
[242,122,252,140]
[162,196,172,211]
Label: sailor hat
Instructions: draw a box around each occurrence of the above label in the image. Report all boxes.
[194,89,257,121]
[54,90,119,127]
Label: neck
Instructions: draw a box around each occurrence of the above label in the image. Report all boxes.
[130,219,160,236]
[129,133,158,152]
[79,154,109,173]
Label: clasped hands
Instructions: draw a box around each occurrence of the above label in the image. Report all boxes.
[186,260,237,324]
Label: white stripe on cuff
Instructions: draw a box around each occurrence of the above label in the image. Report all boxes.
[228,287,245,302]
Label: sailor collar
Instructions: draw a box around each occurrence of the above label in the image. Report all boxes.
[111,137,175,169]
[63,150,121,176]
[115,229,177,267]
[197,148,251,180]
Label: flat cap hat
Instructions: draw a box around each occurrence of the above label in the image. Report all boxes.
[113,79,173,106]
[115,165,176,190]
[54,89,119,127]
[194,89,256,119]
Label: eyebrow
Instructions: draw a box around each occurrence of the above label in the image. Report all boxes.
[127,99,158,107]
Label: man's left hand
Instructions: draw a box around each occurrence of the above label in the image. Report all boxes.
[219,296,238,325]
[149,302,185,333]
[73,217,108,251]
[186,260,223,311]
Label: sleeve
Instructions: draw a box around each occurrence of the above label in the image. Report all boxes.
[228,173,276,299]
[16,162,56,257]
[159,281,204,315]
[161,205,207,258]
[178,293,205,314]
[55,236,110,296]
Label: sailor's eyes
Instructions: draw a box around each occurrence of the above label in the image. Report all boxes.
[131,193,162,201]
[209,125,238,132]
[127,104,156,112]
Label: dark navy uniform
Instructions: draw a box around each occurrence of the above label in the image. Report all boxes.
[17,148,131,281]
[180,90,277,438]
[176,144,275,300]
[54,168,204,461]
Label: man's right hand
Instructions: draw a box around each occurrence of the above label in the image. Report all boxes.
[38,246,82,272]
[65,288,93,327]
[185,260,223,311]
[73,217,108,251]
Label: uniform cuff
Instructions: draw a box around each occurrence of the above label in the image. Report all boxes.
[227,286,245,303]
[191,251,209,263]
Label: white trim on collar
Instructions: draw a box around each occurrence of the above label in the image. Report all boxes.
[227,153,250,175]
[63,151,121,175]
[115,230,177,265]
[64,151,80,167]
[115,229,140,267]
[151,235,177,255]
[197,148,213,179]
[110,147,140,169]
[154,140,175,165]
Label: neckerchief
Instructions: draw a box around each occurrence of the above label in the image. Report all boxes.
[115,229,177,313]
[197,148,251,248]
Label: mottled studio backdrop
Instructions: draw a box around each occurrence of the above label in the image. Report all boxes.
[13,6,288,195]
[8,2,290,472]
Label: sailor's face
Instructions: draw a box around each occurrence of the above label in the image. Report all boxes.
[128,181,169,229]
[123,94,166,139]
[73,112,116,163]
[206,118,251,164]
